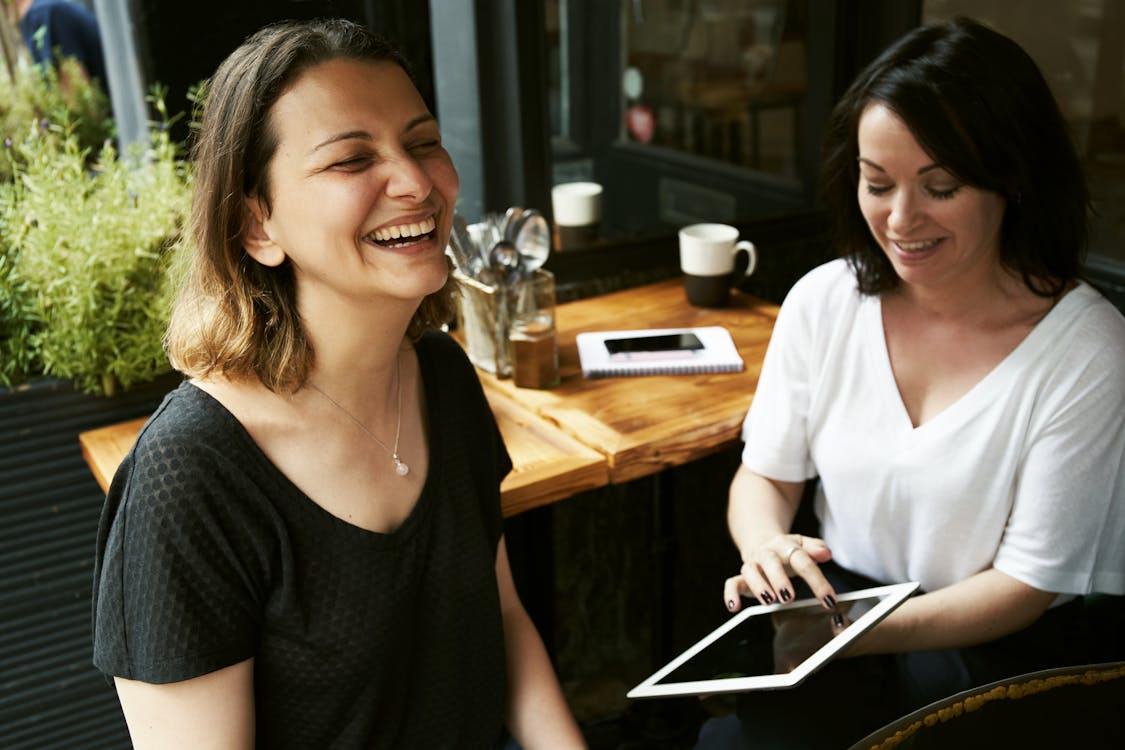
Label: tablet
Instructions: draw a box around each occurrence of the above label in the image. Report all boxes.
[627,581,919,698]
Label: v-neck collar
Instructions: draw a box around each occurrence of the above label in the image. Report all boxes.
[868,283,1091,435]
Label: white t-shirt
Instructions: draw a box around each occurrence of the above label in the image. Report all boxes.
[742,259,1125,597]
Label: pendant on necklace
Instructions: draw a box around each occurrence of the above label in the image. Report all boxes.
[394,456,410,476]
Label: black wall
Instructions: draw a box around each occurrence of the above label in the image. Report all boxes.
[1,375,182,750]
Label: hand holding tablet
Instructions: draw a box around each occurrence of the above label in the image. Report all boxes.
[627,582,919,698]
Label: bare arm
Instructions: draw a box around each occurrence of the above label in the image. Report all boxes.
[726,470,1056,655]
[848,568,1056,656]
[495,536,587,750]
[724,465,838,611]
[114,659,255,749]
[727,463,804,552]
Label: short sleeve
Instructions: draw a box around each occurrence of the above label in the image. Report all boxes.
[994,302,1125,595]
[741,262,847,482]
[92,402,276,683]
[418,331,510,549]
[475,380,511,549]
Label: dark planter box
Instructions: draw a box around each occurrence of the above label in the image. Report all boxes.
[0,373,181,750]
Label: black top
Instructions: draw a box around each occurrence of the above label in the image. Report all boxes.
[93,332,512,749]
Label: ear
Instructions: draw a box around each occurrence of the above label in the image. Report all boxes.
[242,195,287,267]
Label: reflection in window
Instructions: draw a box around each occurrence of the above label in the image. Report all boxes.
[546,0,594,184]
[618,0,804,178]
[925,0,1125,266]
[546,0,569,142]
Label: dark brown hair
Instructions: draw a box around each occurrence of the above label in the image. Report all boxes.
[820,17,1089,297]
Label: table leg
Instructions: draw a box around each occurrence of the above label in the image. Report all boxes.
[650,470,678,667]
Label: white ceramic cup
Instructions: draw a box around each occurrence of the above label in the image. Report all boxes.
[551,181,603,249]
[678,223,759,307]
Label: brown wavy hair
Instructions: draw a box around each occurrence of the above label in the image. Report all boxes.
[165,18,457,392]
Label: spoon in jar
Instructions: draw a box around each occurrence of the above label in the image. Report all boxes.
[489,239,522,287]
[503,206,525,242]
[510,209,550,274]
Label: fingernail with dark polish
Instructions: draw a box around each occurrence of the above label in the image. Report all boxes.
[823,595,837,609]
[833,613,844,628]
[727,599,736,611]
[761,591,774,604]
[780,589,792,602]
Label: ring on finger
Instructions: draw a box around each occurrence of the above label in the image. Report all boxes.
[783,545,802,567]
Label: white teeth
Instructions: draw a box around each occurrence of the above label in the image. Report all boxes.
[897,239,939,251]
[371,217,436,243]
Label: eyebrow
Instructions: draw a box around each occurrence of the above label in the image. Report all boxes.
[858,157,944,176]
[309,114,438,154]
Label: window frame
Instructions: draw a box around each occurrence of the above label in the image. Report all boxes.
[428,1,920,288]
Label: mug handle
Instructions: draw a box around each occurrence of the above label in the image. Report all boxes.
[734,240,758,281]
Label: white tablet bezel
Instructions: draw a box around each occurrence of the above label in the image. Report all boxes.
[627,581,920,698]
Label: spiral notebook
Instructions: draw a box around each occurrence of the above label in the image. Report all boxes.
[576,326,744,378]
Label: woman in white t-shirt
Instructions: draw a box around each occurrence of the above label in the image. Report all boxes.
[700,17,1125,748]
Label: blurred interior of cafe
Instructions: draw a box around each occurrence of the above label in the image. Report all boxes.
[5,1,1124,748]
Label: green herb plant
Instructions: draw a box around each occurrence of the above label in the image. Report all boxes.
[0,45,112,183]
[0,88,192,396]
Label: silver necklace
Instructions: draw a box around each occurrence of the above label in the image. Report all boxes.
[308,355,410,477]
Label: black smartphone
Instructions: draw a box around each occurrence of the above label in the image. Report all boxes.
[604,332,704,355]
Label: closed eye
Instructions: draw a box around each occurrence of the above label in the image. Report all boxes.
[330,156,373,172]
[926,185,961,200]
[408,139,442,153]
[863,182,961,200]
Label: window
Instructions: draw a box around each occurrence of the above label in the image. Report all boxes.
[547,0,825,242]
[617,0,801,179]
[431,1,915,294]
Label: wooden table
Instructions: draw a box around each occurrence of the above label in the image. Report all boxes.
[79,279,778,514]
[491,277,779,664]
[481,278,779,484]
[79,416,149,494]
[484,389,607,515]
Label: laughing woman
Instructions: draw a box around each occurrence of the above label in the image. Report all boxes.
[91,19,585,750]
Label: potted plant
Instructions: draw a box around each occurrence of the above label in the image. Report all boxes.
[0,19,193,744]
[0,91,190,396]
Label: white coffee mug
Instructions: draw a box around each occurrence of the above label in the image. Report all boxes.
[551,181,603,250]
[678,223,758,307]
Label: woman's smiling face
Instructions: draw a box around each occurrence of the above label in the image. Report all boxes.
[246,56,457,308]
[856,102,1007,293]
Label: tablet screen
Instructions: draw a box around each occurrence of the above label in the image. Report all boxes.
[628,582,918,698]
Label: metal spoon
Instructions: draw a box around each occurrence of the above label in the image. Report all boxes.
[489,239,521,287]
[510,210,550,273]
[502,206,525,242]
